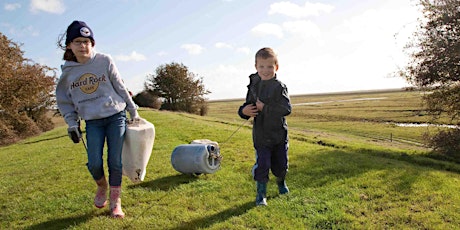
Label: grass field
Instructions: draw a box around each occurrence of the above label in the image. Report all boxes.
[1,89,460,229]
[208,89,448,149]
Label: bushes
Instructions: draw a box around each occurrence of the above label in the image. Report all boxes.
[133,91,162,109]
[0,119,18,145]
[424,129,460,162]
[0,33,56,145]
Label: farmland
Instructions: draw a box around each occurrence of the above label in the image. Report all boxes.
[1,88,459,229]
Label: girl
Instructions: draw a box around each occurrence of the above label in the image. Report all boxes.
[56,20,139,218]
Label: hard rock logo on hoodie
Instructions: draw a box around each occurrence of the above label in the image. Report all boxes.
[71,73,107,94]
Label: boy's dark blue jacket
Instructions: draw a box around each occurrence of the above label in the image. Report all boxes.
[238,73,291,147]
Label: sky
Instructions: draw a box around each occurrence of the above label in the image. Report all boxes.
[1,0,422,100]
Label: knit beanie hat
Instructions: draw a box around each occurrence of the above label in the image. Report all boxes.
[65,20,94,45]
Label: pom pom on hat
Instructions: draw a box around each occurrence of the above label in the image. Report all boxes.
[65,20,94,45]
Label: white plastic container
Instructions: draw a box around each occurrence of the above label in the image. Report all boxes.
[122,118,155,182]
[171,139,222,175]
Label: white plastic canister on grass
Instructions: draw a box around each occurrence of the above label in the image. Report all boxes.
[171,139,222,175]
[122,117,155,182]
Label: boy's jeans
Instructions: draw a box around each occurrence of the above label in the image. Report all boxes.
[85,111,126,186]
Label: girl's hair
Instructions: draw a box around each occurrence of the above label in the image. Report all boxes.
[57,32,95,62]
[255,47,278,65]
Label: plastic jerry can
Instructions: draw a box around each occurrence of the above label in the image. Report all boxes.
[171,139,222,175]
[122,117,155,182]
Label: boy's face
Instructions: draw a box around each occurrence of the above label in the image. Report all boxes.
[255,57,278,81]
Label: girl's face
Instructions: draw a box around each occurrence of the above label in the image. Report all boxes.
[67,37,93,63]
[255,57,278,80]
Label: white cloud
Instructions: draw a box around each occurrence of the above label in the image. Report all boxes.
[4,3,21,11]
[215,43,250,55]
[157,51,168,57]
[115,51,146,62]
[337,9,384,42]
[251,20,321,41]
[283,20,321,39]
[269,1,334,18]
[181,44,204,55]
[30,0,65,14]
[215,42,233,49]
[236,47,250,55]
[198,63,251,100]
[1,23,39,37]
[123,71,150,95]
[276,1,419,97]
[336,4,419,43]
[251,23,283,38]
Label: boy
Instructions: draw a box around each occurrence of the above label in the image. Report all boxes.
[238,47,292,206]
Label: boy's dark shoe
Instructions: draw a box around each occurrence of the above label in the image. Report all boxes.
[256,182,267,206]
[277,178,289,195]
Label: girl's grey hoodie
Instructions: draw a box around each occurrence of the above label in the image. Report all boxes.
[56,52,137,127]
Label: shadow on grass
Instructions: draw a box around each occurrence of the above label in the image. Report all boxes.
[21,134,68,145]
[294,135,460,174]
[128,174,199,191]
[168,201,254,230]
[25,211,99,230]
[288,148,377,188]
[288,147,426,194]
[355,147,460,174]
[284,147,453,228]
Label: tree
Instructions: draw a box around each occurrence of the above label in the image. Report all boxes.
[0,33,56,145]
[401,0,460,157]
[144,62,210,115]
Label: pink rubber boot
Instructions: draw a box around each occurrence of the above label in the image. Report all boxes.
[110,186,125,218]
[94,177,108,208]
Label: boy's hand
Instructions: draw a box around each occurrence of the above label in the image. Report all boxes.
[242,104,258,117]
[256,99,264,111]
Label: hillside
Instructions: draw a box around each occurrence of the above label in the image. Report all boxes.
[1,89,460,229]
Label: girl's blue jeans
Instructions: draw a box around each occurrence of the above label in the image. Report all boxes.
[85,111,126,186]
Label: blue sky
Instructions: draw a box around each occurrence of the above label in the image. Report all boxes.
[1,0,421,100]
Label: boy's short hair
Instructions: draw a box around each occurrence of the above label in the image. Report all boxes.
[255,47,278,65]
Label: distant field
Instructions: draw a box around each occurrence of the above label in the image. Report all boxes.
[2,89,460,229]
[50,88,443,150]
[207,88,450,151]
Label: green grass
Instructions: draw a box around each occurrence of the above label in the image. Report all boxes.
[209,89,450,147]
[1,90,460,229]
